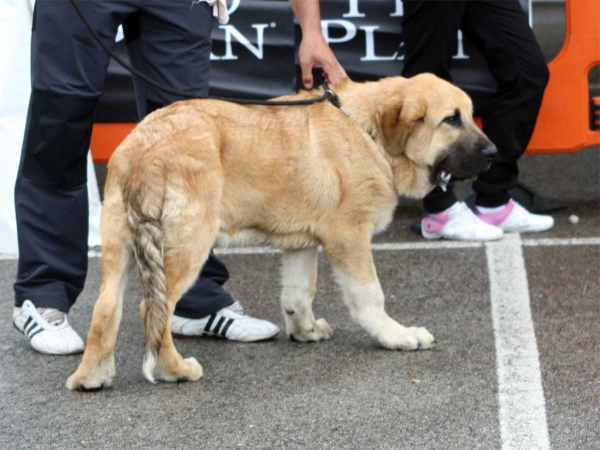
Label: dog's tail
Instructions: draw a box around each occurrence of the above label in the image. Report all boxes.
[122,158,169,383]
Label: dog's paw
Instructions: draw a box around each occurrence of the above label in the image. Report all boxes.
[289,318,333,343]
[66,365,114,392]
[155,357,203,383]
[377,323,434,351]
[406,326,434,349]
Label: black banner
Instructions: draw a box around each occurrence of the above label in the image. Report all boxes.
[96,0,529,122]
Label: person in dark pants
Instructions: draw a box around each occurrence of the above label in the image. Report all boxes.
[12,0,346,354]
[402,0,554,241]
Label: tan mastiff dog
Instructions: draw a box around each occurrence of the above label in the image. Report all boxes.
[66,73,497,391]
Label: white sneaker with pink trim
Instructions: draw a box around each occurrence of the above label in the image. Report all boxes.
[421,201,504,241]
[474,199,554,233]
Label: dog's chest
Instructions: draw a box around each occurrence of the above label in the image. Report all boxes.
[372,197,398,235]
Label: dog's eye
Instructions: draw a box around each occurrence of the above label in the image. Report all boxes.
[443,114,459,125]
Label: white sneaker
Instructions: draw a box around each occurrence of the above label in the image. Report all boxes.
[421,201,504,241]
[13,300,85,355]
[171,301,280,342]
[475,199,554,233]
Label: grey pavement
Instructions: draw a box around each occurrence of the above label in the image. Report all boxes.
[1,146,598,449]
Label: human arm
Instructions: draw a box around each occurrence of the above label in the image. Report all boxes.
[289,0,347,88]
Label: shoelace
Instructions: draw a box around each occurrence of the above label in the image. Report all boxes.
[37,308,66,326]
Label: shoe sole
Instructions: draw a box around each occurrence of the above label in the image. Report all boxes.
[502,224,554,233]
[421,228,443,240]
[172,330,280,342]
[14,321,84,355]
[422,230,503,241]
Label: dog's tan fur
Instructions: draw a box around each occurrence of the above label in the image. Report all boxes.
[66,74,492,390]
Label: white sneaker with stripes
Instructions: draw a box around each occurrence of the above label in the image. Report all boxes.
[171,301,280,342]
[13,300,85,355]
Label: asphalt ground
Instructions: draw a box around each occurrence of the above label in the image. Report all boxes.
[0,146,598,450]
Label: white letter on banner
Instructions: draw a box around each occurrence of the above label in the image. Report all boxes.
[343,0,365,18]
[390,0,404,17]
[213,24,269,60]
[453,30,469,59]
[321,20,357,44]
[227,0,240,15]
[361,26,398,61]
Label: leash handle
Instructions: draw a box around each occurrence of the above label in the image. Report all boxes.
[68,0,336,107]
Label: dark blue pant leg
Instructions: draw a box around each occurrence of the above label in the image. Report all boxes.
[174,251,235,319]
[14,0,134,312]
[124,1,234,319]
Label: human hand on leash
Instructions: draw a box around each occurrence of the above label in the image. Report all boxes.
[290,0,346,89]
[299,34,347,89]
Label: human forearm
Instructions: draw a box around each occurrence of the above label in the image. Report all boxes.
[289,0,347,88]
[289,0,323,35]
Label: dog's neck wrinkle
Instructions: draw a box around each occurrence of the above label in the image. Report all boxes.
[335,79,397,152]
[336,81,401,153]
[336,81,381,128]
[333,78,432,197]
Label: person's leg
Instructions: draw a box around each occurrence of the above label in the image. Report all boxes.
[124,2,278,341]
[460,0,549,206]
[14,0,132,313]
[122,3,234,320]
[402,0,467,214]
[13,0,135,354]
[459,0,553,233]
[401,1,502,241]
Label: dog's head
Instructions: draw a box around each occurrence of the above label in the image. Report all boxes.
[376,73,496,194]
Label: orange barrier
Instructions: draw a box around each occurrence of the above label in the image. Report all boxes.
[90,123,134,163]
[527,0,600,153]
[90,0,600,163]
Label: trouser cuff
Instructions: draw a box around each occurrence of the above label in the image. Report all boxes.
[423,186,458,214]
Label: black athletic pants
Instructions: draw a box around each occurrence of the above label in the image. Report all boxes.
[402,0,549,213]
[14,0,233,318]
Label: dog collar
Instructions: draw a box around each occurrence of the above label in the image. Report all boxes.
[323,82,342,109]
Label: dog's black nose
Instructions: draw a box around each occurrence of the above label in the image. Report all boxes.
[482,145,498,160]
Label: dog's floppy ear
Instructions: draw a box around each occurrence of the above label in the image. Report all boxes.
[379,98,426,157]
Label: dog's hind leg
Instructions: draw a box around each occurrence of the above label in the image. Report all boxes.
[66,180,132,391]
[324,231,434,351]
[148,176,221,383]
[281,247,332,342]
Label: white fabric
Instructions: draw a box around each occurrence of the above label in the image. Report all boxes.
[197,0,229,24]
[0,0,102,253]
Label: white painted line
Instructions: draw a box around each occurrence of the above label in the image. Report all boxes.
[522,237,600,247]
[486,234,550,450]
[214,246,280,255]
[214,241,484,255]
[371,241,483,251]
[0,236,597,260]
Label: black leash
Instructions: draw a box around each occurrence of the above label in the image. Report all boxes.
[68,0,339,107]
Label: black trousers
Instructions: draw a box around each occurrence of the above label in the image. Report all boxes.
[402,0,549,213]
[14,0,233,318]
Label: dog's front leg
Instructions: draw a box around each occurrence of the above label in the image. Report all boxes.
[281,247,332,342]
[325,235,434,350]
